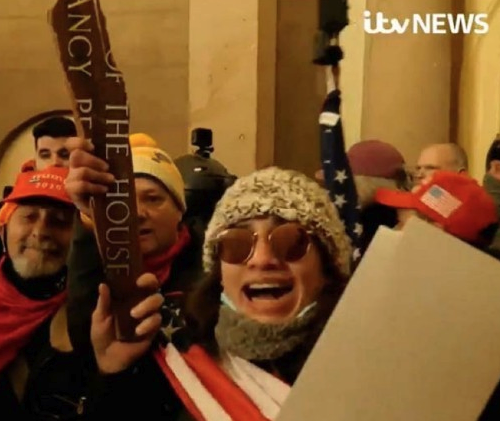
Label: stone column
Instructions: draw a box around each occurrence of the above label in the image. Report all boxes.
[188,0,277,176]
[0,0,190,189]
[458,0,500,179]
[361,0,453,166]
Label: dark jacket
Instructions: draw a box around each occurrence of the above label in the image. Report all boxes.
[0,261,76,421]
[84,351,194,421]
[481,380,500,420]
[19,217,203,421]
[0,320,54,421]
[483,173,500,252]
[66,216,204,351]
[79,321,323,421]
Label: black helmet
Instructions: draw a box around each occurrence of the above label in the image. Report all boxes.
[174,128,236,222]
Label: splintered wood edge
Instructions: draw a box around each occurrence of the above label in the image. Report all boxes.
[48,0,87,140]
[48,0,134,265]
[48,0,106,255]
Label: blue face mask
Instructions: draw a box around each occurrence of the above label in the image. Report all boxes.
[220,292,317,319]
[296,301,317,318]
[220,292,237,311]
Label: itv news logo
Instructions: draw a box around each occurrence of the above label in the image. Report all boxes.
[363,11,489,35]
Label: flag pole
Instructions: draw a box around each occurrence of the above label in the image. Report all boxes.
[314,1,363,270]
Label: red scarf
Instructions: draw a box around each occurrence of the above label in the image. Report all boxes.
[154,345,271,421]
[143,224,191,286]
[0,257,67,371]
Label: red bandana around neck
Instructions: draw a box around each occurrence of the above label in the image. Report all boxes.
[142,224,191,286]
[0,257,67,372]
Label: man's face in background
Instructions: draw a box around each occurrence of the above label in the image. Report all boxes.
[4,199,74,278]
[35,136,70,169]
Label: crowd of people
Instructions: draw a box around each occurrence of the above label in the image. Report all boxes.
[0,115,500,420]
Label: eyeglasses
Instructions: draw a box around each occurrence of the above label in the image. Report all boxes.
[412,164,443,178]
[215,222,311,264]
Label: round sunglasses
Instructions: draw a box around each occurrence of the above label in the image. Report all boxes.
[215,222,311,264]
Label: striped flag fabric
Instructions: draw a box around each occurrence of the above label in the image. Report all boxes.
[319,89,363,266]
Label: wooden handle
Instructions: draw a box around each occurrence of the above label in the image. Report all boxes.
[50,0,145,341]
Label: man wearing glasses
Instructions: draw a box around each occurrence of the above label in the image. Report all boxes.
[413,143,468,188]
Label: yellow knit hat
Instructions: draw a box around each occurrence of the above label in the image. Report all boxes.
[130,133,186,212]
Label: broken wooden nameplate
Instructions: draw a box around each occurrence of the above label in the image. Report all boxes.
[50,0,145,341]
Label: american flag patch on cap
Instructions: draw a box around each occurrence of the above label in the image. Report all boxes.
[420,185,462,218]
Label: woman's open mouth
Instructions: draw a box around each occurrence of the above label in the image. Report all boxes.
[243,282,294,301]
[237,279,299,321]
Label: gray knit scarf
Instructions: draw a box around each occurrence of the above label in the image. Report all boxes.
[214,304,318,361]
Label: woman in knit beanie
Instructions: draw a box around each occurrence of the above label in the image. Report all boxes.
[186,166,351,375]
[86,166,352,421]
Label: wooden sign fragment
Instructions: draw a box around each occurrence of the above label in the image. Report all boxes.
[50,0,145,341]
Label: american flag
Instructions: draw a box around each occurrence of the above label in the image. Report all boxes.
[319,89,363,267]
[420,185,462,218]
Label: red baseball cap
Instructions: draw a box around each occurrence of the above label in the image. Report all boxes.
[374,171,498,243]
[2,166,73,206]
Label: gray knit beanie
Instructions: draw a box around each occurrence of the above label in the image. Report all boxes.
[203,166,352,276]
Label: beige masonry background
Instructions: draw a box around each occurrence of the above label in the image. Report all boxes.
[0,0,190,191]
[1,0,497,191]
[459,0,500,180]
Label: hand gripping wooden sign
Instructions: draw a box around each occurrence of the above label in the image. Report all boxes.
[50,0,145,341]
